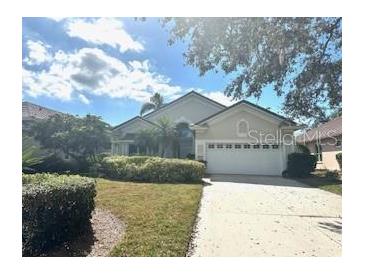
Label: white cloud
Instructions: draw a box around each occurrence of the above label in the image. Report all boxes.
[48,17,65,22]
[23,47,182,103]
[78,94,90,104]
[22,68,73,100]
[202,91,238,106]
[23,40,52,65]
[66,18,144,53]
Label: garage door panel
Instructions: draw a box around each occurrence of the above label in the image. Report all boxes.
[206,143,282,176]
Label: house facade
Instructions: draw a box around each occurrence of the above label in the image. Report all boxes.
[296,116,342,171]
[112,91,299,176]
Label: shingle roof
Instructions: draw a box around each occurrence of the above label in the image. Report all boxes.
[296,116,342,143]
[22,101,64,120]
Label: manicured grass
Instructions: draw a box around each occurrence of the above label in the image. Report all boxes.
[296,171,342,195]
[95,179,203,256]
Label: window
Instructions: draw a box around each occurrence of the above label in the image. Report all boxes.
[237,119,249,137]
[262,144,270,149]
[208,144,215,149]
[226,144,232,149]
[244,144,251,149]
[253,144,260,149]
[235,144,242,149]
[128,144,137,155]
[315,143,322,162]
[272,144,279,149]
[217,144,224,149]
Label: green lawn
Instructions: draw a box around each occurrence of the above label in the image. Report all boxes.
[296,171,342,195]
[95,179,203,256]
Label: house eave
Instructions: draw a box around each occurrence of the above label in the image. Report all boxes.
[190,124,208,133]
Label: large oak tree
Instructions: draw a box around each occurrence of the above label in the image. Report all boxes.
[162,17,342,124]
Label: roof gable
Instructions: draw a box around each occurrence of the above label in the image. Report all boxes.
[113,116,158,131]
[142,91,226,120]
[195,100,296,126]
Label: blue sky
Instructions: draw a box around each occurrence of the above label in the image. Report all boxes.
[22,17,284,126]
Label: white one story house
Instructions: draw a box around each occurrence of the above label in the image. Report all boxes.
[111,91,299,176]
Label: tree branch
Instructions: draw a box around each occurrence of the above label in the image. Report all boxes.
[319,18,341,63]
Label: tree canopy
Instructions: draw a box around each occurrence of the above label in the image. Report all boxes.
[162,17,342,123]
[30,114,111,162]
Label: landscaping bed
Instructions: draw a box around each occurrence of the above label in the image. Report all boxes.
[100,156,205,183]
[96,178,203,256]
[44,208,125,257]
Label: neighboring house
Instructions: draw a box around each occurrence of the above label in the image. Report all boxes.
[112,91,299,176]
[296,116,342,171]
[22,101,64,130]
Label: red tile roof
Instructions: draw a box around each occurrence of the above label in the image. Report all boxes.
[296,116,342,143]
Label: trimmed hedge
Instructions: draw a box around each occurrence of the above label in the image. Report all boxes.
[22,173,96,256]
[100,156,205,183]
[336,152,342,170]
[286,152,317,178]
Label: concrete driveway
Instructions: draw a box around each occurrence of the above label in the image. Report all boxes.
[190,174,342,257]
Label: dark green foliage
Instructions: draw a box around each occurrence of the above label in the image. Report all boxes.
[100,156,205,183]
[162,18,342,122]
[336,152,342,169]
[325,170,340,180]
[296,143,311,154]
[30,114,111,164]
[286,152,317,177]
[186,153,195,160]
[22,174,96,256]
[31,154,80,174]
[22,136,44,169]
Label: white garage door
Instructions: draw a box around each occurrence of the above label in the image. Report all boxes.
[206,143,283,176]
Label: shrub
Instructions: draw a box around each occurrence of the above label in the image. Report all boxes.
[325,170,340,180]
[296,143,311,154]
[336,152,342,170]
[31,154,79,174]
[186,153,195,160]
[286,152,317,177]
[22,173,96,256]
[100,156,205,183]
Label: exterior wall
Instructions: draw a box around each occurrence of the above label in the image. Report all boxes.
[145,95,224,125]
[194,105,296,171]
[304,136,342,171]
[113,119,155,140]
[112,119,156,156]
[320,151,342,170]
[196,106,287,142]
[111,94,224,158]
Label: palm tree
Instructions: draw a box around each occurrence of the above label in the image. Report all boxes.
[134,128,159,155]
[140,93,164,116]
[156,117,178,157]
